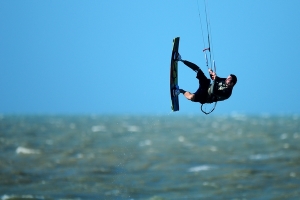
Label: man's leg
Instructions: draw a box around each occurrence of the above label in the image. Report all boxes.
[179,89,195,101]
[181,60,210,86]
[181,59,210,84]
[177,59,210,102]
[181,60,200,72]
[196,68,211,87]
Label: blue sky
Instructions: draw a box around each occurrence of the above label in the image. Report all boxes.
[1,0,300,115]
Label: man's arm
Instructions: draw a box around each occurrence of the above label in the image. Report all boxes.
[208,69,217,80]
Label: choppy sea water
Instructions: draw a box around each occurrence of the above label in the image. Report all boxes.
[0,114,300,200]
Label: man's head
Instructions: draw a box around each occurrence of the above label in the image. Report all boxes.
[225,74,237,88]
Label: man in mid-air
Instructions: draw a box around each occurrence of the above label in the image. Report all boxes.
[174,53,237,105]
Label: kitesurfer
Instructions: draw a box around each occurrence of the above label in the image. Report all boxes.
[174,53,237,105]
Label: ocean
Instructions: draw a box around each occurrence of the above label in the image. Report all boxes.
[0,114,299,200]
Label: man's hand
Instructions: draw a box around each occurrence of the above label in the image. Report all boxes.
[208,69,216,80]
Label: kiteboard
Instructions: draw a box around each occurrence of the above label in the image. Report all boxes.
[170,37,180,111]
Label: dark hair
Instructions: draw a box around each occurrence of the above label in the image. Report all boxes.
[230,74,237,85]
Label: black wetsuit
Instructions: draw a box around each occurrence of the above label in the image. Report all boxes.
[182,60,232,104]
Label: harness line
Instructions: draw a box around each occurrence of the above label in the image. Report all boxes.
[196,0,217,115]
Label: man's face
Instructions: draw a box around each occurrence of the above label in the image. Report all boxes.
[226,75,234,87]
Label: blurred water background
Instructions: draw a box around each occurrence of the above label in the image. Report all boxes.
[0,114,300,200]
